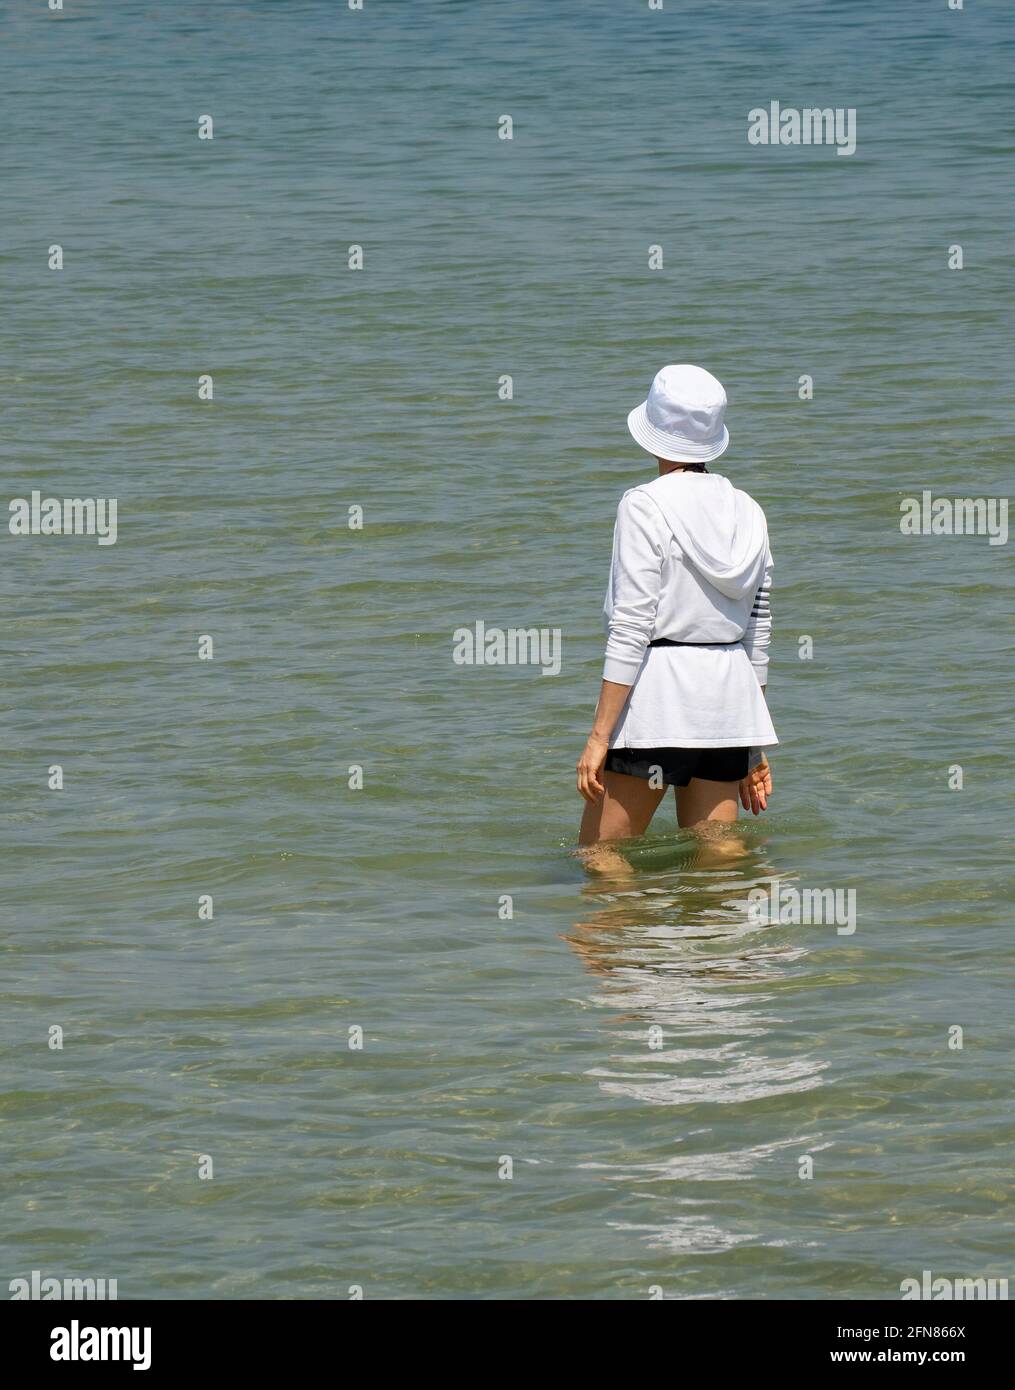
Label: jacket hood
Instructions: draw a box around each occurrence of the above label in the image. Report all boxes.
[636,473,768,601]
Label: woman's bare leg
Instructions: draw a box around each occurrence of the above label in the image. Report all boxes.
[578,770,666,873]
[580,770,666,844]
[676,777,740,829]
[676,777,745,861]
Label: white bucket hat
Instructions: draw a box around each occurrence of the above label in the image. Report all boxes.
[627,364,730,462]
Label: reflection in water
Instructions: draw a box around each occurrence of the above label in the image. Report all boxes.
[567,841,825,1099]
[565,836,829,1258]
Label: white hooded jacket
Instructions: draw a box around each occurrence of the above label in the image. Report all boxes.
[602,471,778,750]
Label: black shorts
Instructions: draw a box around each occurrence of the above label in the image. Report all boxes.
[605,745,750,788]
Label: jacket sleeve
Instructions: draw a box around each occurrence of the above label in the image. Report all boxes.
[742,545,773,688]
[603,490,664,685]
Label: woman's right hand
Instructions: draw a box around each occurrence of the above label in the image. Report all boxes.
[576,734,610,803]
[739,754,771,815]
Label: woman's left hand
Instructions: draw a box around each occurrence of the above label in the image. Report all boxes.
[576,734,610,802]
[739,754,772,815]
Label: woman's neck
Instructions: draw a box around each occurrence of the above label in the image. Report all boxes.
[658,461,708,476]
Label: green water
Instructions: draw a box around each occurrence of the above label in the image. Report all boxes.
[3,0,1013,1299]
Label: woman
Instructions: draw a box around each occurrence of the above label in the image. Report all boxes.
[577,364,777,851]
